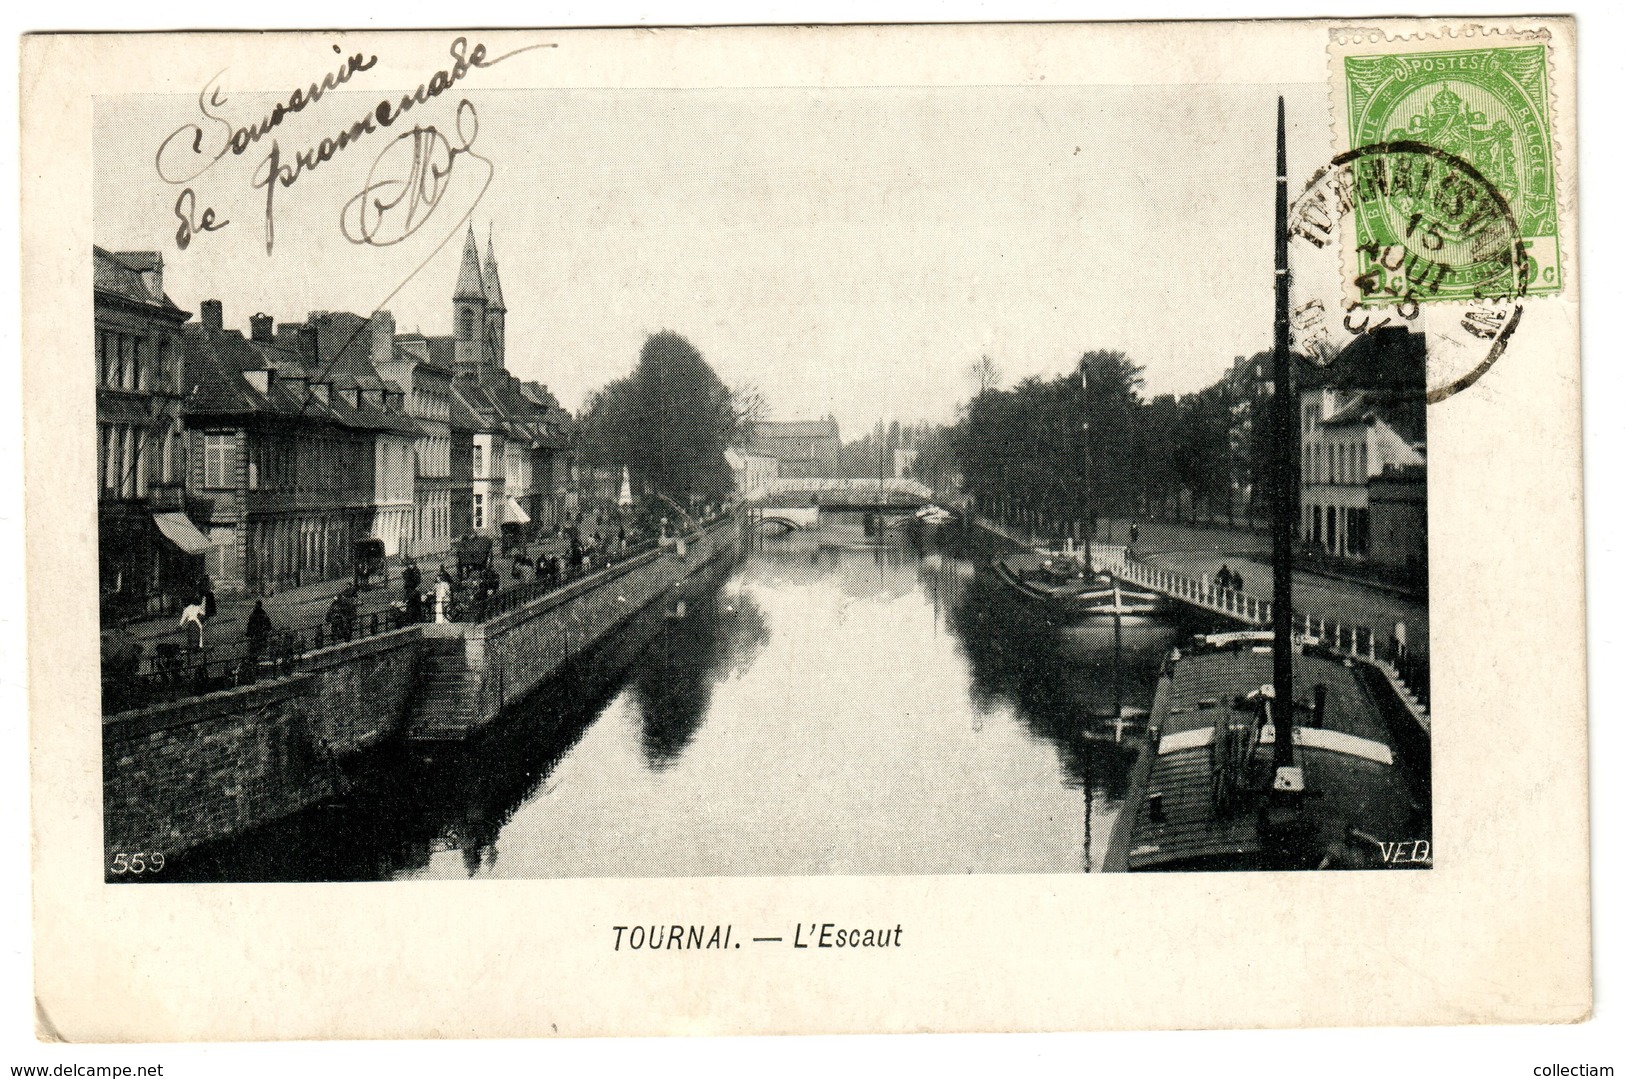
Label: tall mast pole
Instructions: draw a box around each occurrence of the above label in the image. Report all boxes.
[1081,364,1093,573]
[1270,96,1296,776]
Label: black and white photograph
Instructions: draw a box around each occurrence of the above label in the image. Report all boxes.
[89,42,1445,883]
[20,17,1591,1043]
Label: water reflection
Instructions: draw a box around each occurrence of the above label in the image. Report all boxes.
[172,515,1183,881]
[632,586,771,770]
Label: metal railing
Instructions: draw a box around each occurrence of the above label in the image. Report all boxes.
[1116,557,1429,712]
[103,514,734,715]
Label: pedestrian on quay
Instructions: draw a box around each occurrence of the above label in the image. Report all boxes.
[198,574,217,621]
[1130,521,1140,546]
[178,599,207,651]
[617,525,628,557]
[246,599,273,658]
[1231,570,1244,593]
[402,558,424,623]
[1217,564,1233,592]
[435,566,453,624]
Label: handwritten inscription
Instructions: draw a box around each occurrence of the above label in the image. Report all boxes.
[151,37,545,254]
[154,48,379,187]
[341,100,487,247]
[173,188,228,250]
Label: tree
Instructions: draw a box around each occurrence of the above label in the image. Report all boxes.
[970,354,1002,396]
[579,331,739,503]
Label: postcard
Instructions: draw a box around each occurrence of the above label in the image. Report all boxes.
[22,19,1587,1039]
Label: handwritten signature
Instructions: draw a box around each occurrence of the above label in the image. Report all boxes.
[341,100,489,247]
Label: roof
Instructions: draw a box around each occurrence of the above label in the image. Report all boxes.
[483,235,506,312]
[446,386,483,432]
[453,227,487,303]
[93,247,188,320]
[1320,389,1426,447]
[180,327,422,436]
[750,419,839,439]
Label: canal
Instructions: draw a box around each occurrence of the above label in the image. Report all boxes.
[171,514,1203,882]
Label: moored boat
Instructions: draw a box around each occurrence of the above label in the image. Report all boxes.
[993,552,1169,620]
[1104,98,1430,872]
[1102,632,1430,871]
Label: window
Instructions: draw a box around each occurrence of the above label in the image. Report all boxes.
[473,443,483,476]
[204,433,232,489]
[162,424,180,484]
[461,308,474,338]
[122,426,140,498]
[472,493,484,530]
[97,424,110,491]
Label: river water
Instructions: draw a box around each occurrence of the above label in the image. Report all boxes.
[173,515,1194,882]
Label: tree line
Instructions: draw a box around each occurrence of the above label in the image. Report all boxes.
[929,349,1286,534]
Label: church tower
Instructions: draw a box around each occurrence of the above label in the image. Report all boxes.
[482,230,507,374]
[452,226,488,381]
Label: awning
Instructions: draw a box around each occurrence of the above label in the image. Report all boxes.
[153,511,213,555]
[505,497,531,525]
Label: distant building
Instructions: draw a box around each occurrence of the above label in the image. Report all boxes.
[1223,350,1273,517]
[746,418,840,479]
[434,228,578,544]
[1298,328,1426,566]
[1368,464,1428,587]
[725,446,780,499]
[94,248,198,619]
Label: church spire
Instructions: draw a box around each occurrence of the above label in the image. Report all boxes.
[483,230,506,313]
[453,226,487,303]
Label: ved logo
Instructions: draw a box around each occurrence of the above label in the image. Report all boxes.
[1376,840,1431,865]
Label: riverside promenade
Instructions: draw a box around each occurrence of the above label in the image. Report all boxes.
[974,513,1427,654]
[103,517,739,866]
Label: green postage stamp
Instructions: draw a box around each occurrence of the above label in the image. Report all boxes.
[1332,34,1561,304]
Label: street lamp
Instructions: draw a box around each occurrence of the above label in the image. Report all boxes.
[1080,363,1094,574]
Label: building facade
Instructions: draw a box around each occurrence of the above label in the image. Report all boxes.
[1299,386,1425,560]
[376,321,457,560]
[94,248,201,619]
[746,418,840,479]
[180,302,430,592]
[725,446,780,499]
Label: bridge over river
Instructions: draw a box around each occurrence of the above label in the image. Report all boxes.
[744,477,939,533]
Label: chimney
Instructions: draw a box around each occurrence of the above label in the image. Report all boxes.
[371,310,396,365]
[249,313,274,343]
[201,299,223,333]
[298,325,319,365]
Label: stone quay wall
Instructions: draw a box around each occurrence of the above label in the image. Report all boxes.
[467,517,740,723]
[103,625,425,862]
[103,516,741,863]
[103,673,329,861]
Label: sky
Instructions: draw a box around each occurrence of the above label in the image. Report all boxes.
[95,77,1325,433]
